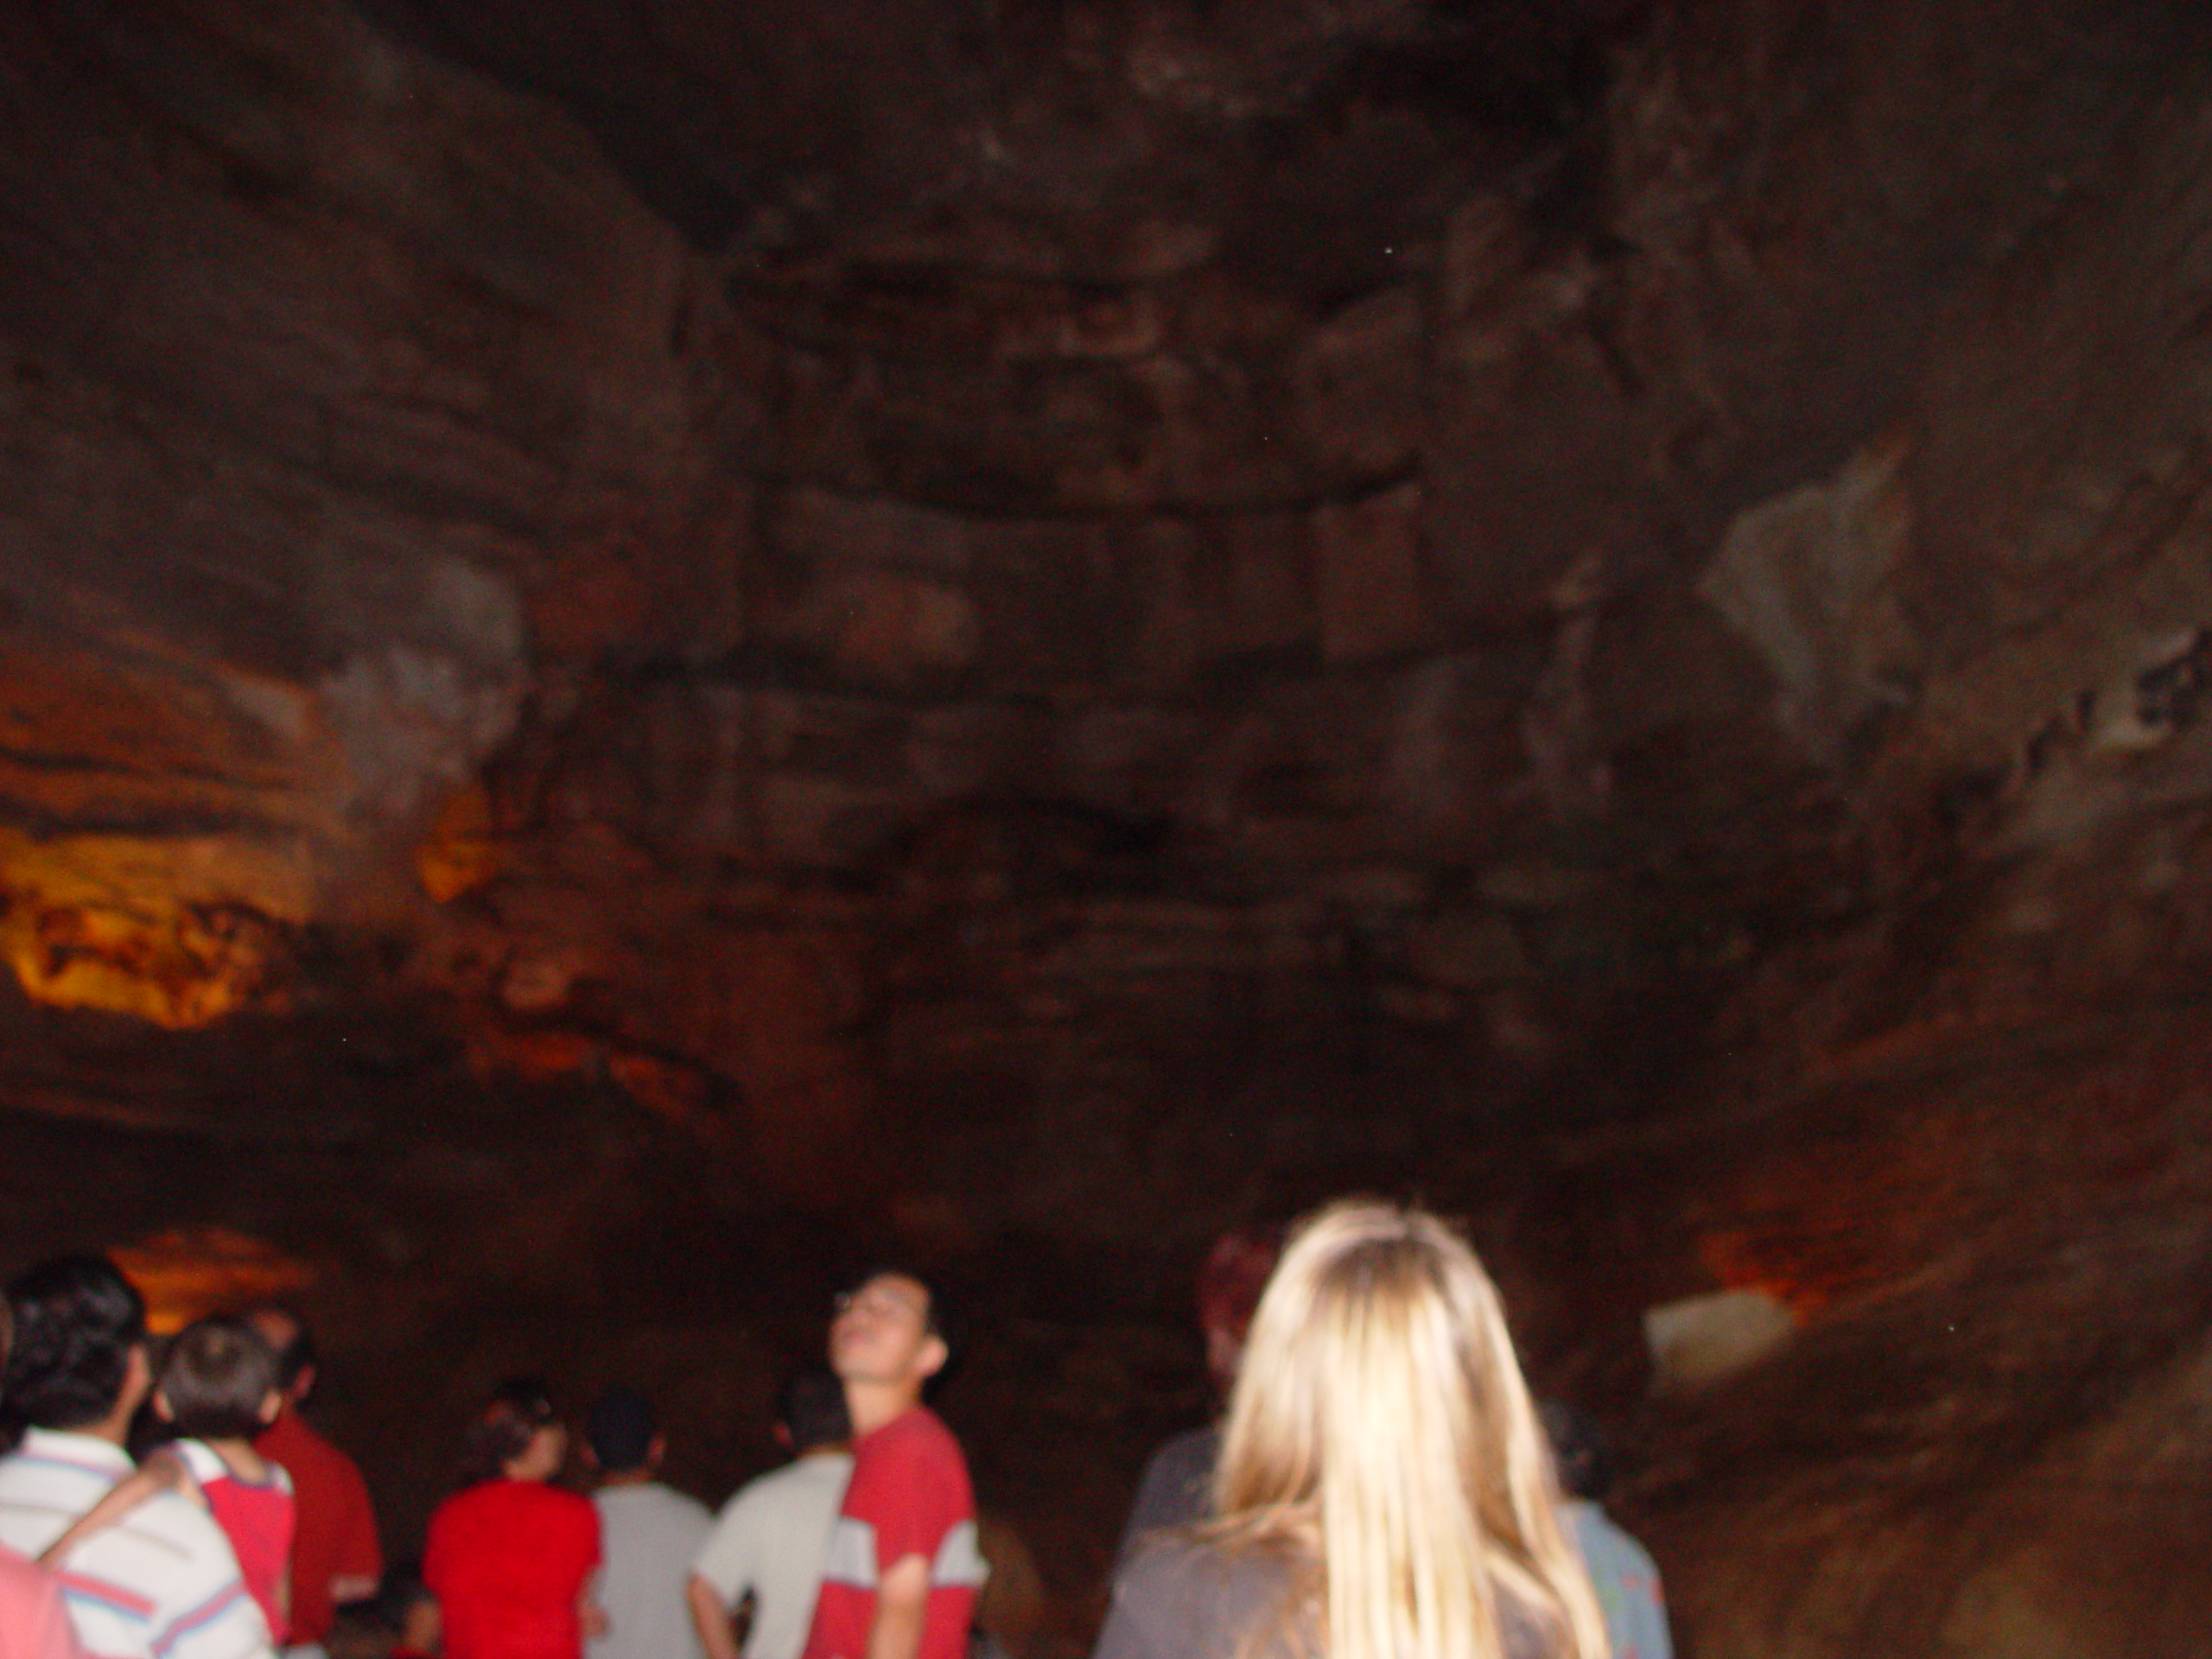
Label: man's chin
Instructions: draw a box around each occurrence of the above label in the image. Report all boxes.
[835,1362,906,1388]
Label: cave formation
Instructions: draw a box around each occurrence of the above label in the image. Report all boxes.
[3,0,2212,1653]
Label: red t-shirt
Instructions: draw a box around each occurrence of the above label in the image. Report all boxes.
[799,1407,982,1659]
[257,1407,382,1643]
[179,1440,296,1643]
[423,1479,601,1659]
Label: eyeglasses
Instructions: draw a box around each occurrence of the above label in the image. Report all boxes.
[831,1282,926,1324]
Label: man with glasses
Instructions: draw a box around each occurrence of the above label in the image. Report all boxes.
[798,1273,984,1659]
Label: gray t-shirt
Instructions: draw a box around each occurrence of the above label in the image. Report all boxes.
[591,1482,714,1659]
[691,1452,855,1659]
[1563,1501,1670,1659]
[1115,1427,1219,1567]
[1096,1537,1554,1659]
[1096,1536,1308,1659]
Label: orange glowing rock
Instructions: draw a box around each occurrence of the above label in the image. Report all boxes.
[417,783,508,903]
[112,1229,315,1335]
[606,1050,713,1126]
[464,1022,603,1084]
[1697,1227,1830,1318]
[0,829,309,1028]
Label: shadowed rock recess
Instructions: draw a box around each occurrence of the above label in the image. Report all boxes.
[3,0,2211,1652]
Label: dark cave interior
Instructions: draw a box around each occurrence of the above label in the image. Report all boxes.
[4,1,2212,1654]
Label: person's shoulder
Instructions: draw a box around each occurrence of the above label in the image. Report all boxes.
[882,1406,963,1459]
[1119,1535,1265,1591]
[1574,1501,1660,1568]
[651,1481,714,1522]
[608,1481,712,1526]
[503,1482,597,1549]
[1112,1536,1290,1647]
[2,1431,125,1484]
[868,1409,969,1489]
[780,1448,855,1479]
[533,1481,597,1517]
[1118,1427,1220,1558]
[1114,1534,1202,1598]
[260,1410,366,1481]
[432,1478,491,1516]
[1133,1426,1218,1501]
[796,1450,855,1486]
[1147,1425,1218,1467]
[258,1409,323,1456]
[173,1438,230,1484]
[721,1452,837,1517]
[85,1482,242,1568]
[430,1478,512,1531]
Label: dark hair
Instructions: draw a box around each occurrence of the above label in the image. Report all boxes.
[251,1308,316,1391]
[1196,1226,1282,1343]
[585,1387,657,1473]
[462,1377,557,1483]
[1540,1399,1613,1501]
[158,1317,277,1440]
[776,1368,850,1452]
[3,1256,147,1433]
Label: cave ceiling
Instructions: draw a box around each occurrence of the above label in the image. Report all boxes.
[0,0,2208,1210]
[354,0,1633,283]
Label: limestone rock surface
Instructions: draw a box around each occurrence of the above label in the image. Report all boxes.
[1,2,2211,1656]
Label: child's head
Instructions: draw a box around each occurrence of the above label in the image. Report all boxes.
[373,1564,441,1655]
[155,1315,281,1440]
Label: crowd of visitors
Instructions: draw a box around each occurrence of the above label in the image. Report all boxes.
[0,1202,1671,1659]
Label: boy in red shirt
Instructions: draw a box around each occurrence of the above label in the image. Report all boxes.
[798,1274,983,1659]
[41,1315,295,1643]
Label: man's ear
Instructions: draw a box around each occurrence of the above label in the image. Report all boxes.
[917,1333,949,1381]
[151,1385,178,1424]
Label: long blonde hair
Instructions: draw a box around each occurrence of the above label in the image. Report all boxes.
[1208,1201,1608,1659]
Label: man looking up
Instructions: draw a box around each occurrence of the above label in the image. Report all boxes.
[0,1255,271,1659]
[798,1273,983,1659]
[246,1308,381,1659]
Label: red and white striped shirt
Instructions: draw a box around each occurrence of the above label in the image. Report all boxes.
[0,1429,272,1659]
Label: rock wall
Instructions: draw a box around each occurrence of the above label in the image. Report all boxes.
[0,2,2210,1656]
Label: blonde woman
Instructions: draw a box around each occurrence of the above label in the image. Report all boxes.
[1095,1201,1609,1659]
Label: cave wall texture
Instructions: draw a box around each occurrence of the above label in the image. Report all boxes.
[3,0,2212,1654]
